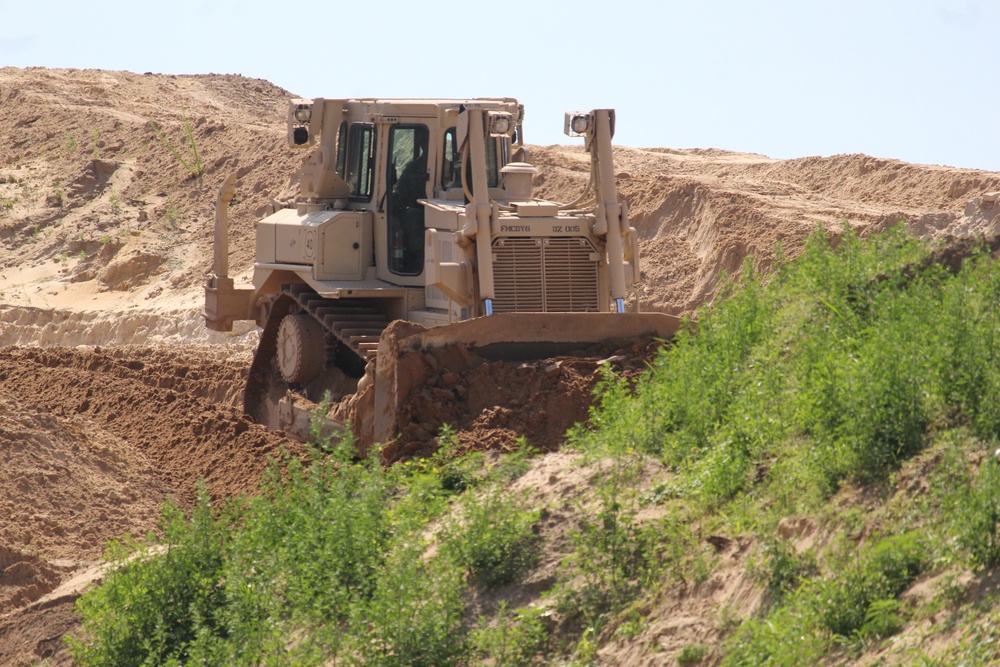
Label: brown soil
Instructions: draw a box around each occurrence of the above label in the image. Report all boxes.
[2,66,1000,665]
[383,338,663,462]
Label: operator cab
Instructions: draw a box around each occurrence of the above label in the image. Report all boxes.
[319,102,513,283]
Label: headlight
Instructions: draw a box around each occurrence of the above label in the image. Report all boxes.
[488,112,513,136]
[293,104,312,123]
[564,112,592,137]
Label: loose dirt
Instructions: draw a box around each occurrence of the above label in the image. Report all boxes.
[2,66,1000,665]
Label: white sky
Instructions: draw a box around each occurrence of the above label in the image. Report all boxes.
[2,0,998,171]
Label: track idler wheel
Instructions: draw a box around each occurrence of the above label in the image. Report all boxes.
[276,313,326,385]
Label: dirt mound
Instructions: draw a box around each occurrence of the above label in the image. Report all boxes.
[0,597,77,666]
[0,392,168,563]
[0,343,299,665]
[0,346,296,504]
[0,67,302,323]
[0,545,67,615]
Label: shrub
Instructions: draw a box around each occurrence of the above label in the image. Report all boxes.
[747,534,817,605]
[470,602,549,667]
[818,531,925,637]
[68,483,231,666]
[678,643,708,665]
[348,540,466,667]
[936,253,1000,440]
[69,436,397,666]
[956,456,1000,570]
[724,531,925,666]
[562,456,666,620]
[440,483,539,587]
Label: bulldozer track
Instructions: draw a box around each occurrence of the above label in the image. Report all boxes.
[279,285,389,365]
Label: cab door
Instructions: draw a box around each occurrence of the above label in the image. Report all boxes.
[385,124,430,277]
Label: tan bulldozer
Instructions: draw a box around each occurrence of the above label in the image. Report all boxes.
[205,97,680,447]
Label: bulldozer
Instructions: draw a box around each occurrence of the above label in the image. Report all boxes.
[205,97,681,447]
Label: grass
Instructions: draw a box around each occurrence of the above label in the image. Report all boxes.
[162,200,179,230]
[61,131,77,155]
[67,225,1000,665]
[149,111,203,179]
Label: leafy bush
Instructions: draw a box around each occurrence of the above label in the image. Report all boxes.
[577,227,1000,515]
[747,534,817,605]
[470,602,549,667]
[956,456,1000,570]
[69,427,546,666]
[935,252,1000,440]
[724,531,925,666]
[722,601,828,667]
[678,643,709,665]
[561,456,667,621]
[348,541,466,667]
[817,531,925,637]
[440,483,540,587]
[67,483,231,667]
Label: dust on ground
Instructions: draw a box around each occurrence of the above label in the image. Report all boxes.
[3,67,1000,665]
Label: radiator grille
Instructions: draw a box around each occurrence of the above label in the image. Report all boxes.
[492,237,600,313]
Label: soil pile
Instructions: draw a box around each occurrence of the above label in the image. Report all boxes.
[2,67,1000,665]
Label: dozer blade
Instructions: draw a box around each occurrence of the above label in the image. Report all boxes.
[372,312,683,446]
[402,312,684,360]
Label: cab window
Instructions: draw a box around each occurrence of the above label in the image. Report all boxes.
[346,123,375,202]
[335,121,348,179]
[441,127,501,191]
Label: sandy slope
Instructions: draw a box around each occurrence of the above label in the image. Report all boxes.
[2,67,1000,665]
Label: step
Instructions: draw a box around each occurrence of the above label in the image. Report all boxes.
[333,323,386,336]
[339,328,385,339]
[348,335,381,346]
[314,306,381,317]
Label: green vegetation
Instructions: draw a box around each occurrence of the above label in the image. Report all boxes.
[678,643,708,665]
[68,429,545,666]
[576,227,1000,501]
[50,179,64,207]
[574,225,1000,664]
[440,483,540,587]
[61,131,78,155]
[470,602,548,667]
[163,200,179,230]
[150,112,203,179]
[68,225,1000,665]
